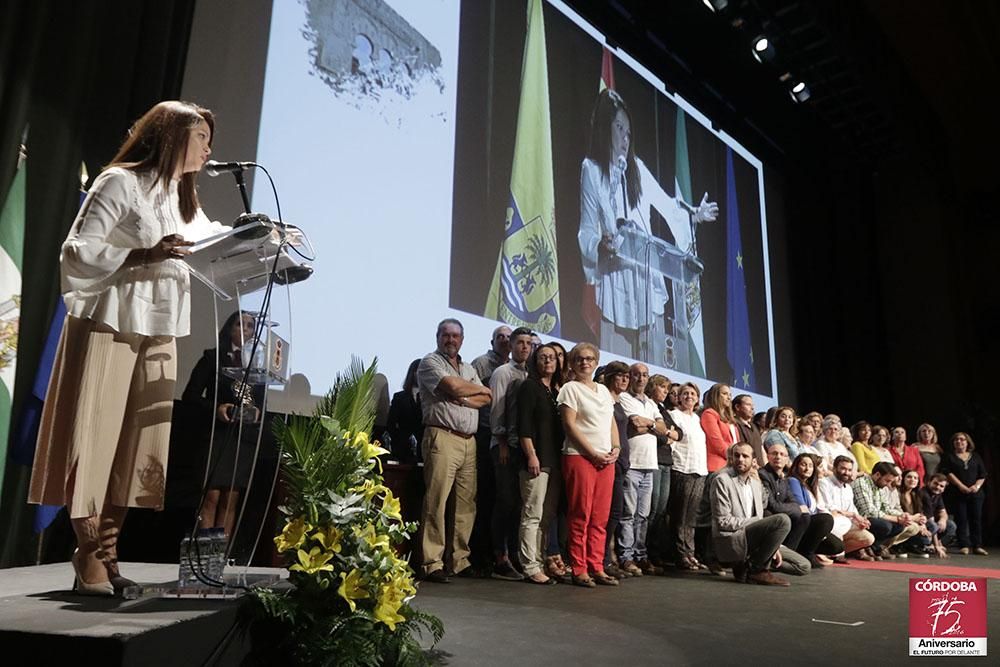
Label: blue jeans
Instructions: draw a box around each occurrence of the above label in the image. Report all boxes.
[617,468,654,562]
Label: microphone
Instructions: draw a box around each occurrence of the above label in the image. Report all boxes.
[617,156,628,216]
[204,160,257,178]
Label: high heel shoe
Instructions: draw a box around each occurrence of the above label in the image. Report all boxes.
[71,550,114,597]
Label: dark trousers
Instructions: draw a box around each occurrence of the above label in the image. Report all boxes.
[784,512,809,550]
[604,465,627,567]
[950,492,985,548]
[469,427,495,568]
[490,445,522,561]
[795,512,834,557]
[745,514,791,573]
[868,517,903,549]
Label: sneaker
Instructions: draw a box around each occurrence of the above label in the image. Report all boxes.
[620,560,644,577]
[492,562,524,581]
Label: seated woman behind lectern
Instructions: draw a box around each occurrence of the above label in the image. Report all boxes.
[28,100,226,596]
[183,310,267,537]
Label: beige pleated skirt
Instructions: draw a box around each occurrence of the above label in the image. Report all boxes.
[28,315,176,519]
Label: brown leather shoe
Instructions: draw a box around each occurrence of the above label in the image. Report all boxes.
[423,569,451,584]
[747,570,790,587]
[637,559,664,576]
[620,560,644,577]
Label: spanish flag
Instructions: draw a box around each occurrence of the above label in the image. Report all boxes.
[484,0,560,335]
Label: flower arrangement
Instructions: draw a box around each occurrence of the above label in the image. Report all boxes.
[244,359,443,665]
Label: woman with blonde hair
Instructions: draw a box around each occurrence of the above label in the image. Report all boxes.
[914,423,942,478]
[28,101,225,596]
[557,343,621,586]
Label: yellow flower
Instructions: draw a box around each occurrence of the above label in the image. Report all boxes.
[274,516,311,553]
[353,431,389,460]
[373,583,408,631]
[351,479,388,502]
[289,546,336,574]
[337,568,369,612]
[312,525,343,553]
[352,431,369,447]
[381,489,402,520]
[354,524,390,551]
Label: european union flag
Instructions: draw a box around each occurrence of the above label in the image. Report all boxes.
[725,147,753,390]
[484,0,560,335]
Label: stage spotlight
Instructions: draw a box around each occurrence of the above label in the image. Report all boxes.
[789,81,811,103]
[751,35,775,63]
[702,0,729,11]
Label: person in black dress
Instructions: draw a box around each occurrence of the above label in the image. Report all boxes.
[182,311,266,537]
[940,432,988,555]
[385,358,424,463]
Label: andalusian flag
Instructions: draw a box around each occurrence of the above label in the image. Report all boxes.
[0,148,25,487]
[484,0,560,335]
[674,110,706,377]
[725,147,754,390]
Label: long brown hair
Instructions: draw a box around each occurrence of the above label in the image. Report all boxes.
[791,453,821,498]
[703,383,735,423]
[107,100,214,222]
[900,469,925,514]
[587,89,641,209]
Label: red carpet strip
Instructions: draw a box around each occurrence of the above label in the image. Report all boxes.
[836,559,1000,579]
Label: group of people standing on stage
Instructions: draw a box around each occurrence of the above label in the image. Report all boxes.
[404,318,989,588]
[23,95,988,599]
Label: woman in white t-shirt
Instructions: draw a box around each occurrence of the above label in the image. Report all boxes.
[557,342,620,587]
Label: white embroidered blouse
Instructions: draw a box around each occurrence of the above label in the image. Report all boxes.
[61,167,226,337]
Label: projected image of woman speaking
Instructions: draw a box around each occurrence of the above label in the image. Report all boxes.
[578,89,718,365]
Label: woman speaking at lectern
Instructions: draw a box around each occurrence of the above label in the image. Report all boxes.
[578,89,718,364]
[28,101,226,596]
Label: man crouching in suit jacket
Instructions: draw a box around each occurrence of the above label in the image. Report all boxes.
[710,442,795,586]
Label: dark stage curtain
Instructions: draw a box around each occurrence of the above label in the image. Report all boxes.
[0,0,195,567]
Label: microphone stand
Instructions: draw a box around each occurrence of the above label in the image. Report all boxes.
[233,169,252,214]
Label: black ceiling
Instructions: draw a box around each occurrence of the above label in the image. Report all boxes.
[563,0,1000,201]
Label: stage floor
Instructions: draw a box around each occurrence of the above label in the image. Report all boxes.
[0,562,285,665]
[3,557,997,665]
[412,555,1000,665]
